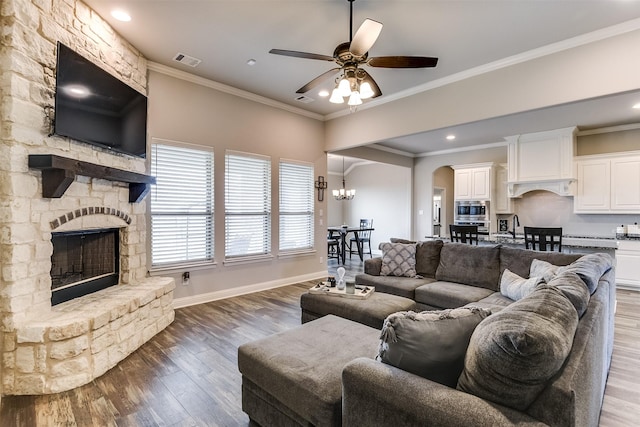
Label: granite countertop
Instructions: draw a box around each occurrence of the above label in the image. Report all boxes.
[424,234,619,250]
[482,234,618,249]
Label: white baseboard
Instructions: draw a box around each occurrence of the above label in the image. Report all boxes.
[172,270,328,309]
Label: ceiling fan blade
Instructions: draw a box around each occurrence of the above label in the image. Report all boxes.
[296,68,341,94]
[269,49,335,61]
[368,56,439,68]
[361,70,382,98]
[349,19,383,57]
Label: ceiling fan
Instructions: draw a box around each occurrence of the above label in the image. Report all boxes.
[269,0,438,106]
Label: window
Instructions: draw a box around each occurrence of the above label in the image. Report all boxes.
[150,140,214,267]
[225,151,271,258]
[279,160,314,251]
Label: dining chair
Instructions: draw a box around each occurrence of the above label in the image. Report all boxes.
[349,219,373,259]
[449,224,479,245]
[327,230,341,263]
[524,226,563,252]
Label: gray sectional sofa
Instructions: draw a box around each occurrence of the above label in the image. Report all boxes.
[239,241,615,427]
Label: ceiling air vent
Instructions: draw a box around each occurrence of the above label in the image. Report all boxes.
[173,53,201,68]
[295,95,314,103]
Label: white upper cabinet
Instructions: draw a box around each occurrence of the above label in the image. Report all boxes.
[505,127,577,197]
[452,163,493,201]
[574,152,640,214]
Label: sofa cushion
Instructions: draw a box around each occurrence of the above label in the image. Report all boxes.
[457,284,579,411]
[500,268,543,301]
[414,281,494,309]
[379,242,417,278]
[561,253,613,294]
[415,240,444,278]
[356,274,435,300]
[546,271,590,318]
[500,246,580,278]
[378,307,491,388]
[435,243,501,291]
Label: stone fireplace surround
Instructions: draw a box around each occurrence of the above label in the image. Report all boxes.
[0,0,175,396]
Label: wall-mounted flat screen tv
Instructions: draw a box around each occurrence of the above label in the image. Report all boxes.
[53,42,148,158]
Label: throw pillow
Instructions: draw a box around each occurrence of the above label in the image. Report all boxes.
[415,240,444,278]
[435,243,501,291]
[457,284,579,411]
[530,259,566,283]
[500,269,543,301]
[379,242,417,278]
[378,307,491,388]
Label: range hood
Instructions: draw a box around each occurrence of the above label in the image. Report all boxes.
[505,126,577,197]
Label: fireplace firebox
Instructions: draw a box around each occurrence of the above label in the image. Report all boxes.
[50,228,120,305]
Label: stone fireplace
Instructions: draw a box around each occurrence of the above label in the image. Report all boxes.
[0,0,175,396]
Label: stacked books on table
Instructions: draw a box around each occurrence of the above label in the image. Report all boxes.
[308,282,375,299]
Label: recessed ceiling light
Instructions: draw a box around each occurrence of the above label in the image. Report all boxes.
[318,90,330,97]
[246,59,257,66]
[111,10,131,22]
[633,103,640,109]
[446,135,456,141]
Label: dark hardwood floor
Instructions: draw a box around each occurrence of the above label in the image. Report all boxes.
[1,258,638,426]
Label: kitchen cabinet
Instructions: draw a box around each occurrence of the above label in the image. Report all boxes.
[452,163,492,201]
[616,240,640,290]
[494,163,513,214]
[574,153,640,214]
[505,127,576,197]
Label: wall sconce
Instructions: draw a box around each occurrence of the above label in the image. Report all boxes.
[314,176,328,201]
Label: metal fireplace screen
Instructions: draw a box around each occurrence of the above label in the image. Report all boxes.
[50,228,120,305]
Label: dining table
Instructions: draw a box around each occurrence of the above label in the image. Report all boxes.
[327,225,375,264]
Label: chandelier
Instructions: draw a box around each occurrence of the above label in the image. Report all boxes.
[329,66,375,113]
[333,157,356,200]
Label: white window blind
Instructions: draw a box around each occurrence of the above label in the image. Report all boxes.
[225,151,271,258]
[279,160,314,251]
[150,141,214,266]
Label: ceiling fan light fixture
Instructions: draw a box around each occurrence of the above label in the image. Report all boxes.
[338,78,352,97]
[348,91,362,106]
[330,88,345,103]
[359,81,374,99]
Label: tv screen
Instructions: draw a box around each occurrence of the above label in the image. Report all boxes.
[53,42,148,158]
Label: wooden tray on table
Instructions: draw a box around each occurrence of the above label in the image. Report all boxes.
[308,282,374,299]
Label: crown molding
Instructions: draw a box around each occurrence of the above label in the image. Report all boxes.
[147,62,325,121]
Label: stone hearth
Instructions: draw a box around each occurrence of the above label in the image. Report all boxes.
[0,0,174,396]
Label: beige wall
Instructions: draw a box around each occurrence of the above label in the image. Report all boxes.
[147,70,327,304]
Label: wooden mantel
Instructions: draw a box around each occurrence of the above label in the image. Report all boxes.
[28,154,156,203]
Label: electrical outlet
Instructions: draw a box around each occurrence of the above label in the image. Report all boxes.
[182,271,190,286]
[319,256,324,264]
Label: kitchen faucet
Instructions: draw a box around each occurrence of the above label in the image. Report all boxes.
[510,214,520,238]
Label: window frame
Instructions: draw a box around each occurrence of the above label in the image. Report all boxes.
[278,159,315,255]
[224,150,272,264]
[149,138,215,272]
